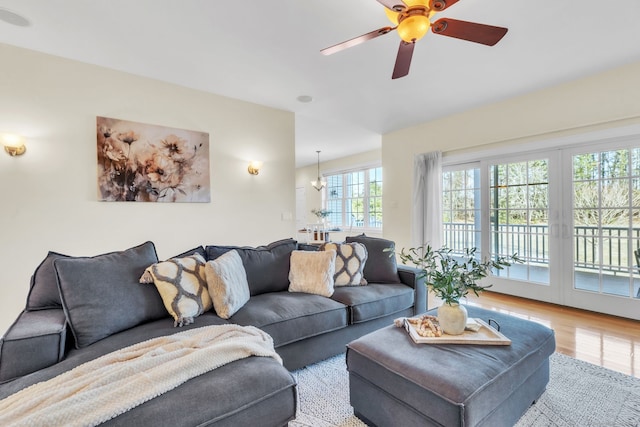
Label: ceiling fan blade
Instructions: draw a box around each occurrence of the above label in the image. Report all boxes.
[392,41,415,79]
[429,0,461,12]
[376,0,408,12]
[431,18,508,46]
[321,27,395,56]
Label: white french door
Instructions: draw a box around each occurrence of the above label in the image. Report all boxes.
[445,142,640,320]
[478,150,563,305]
[560,142,640,320]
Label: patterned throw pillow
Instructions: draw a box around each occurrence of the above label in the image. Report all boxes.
[205,250,250,319]
[288,250,337,297]
[321,242,368,286]
[140,253,212,327]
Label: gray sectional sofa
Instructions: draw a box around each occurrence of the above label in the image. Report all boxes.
[0,235,425,426]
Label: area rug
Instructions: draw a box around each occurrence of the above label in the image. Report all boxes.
[289,353,640,427]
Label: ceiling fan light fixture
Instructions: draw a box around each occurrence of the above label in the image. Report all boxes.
[384,8,400,25]
[397,14,431,42]
[384,0,430,25]
[323,0,508,79]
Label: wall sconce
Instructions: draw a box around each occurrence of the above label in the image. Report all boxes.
[248,161,263,175]
[2,133,26,157]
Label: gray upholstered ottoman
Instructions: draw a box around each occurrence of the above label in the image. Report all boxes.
[346,306,555,427]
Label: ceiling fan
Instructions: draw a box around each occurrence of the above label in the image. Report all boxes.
[320,0,508,79]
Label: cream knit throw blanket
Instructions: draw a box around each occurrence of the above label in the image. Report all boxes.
[0,324,282,427]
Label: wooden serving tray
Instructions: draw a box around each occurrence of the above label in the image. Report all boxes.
[404,318,511,345]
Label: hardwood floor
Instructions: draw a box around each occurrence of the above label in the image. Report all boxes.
[441,292,640,378]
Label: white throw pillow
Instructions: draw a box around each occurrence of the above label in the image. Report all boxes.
[140,253,212,327]
[288,250,336,297]
[205,250,250,319]
[321,242,368,286]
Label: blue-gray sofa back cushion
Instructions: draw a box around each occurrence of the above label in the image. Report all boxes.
[54,241,166,349]
[345,234,401,284]
[206,239,297,296]
[170,246,207,260]
[25,251,69,311]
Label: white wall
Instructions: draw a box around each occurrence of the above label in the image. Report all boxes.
[382,60,640,254]
[0,43,296,333]
[295,149,382,242]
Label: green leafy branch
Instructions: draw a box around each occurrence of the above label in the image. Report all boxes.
[395,246,522,304]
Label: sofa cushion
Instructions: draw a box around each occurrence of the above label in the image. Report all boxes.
[205,238,297,296]
[0,309,67,383]
[230,292,348,346]
[321,242,368,286]
[331,283,414,324]
[140,253,212,327]
[346,234,401,283]
[288,250,336,297]
[54,241,166,349]
[58,313,229,370]
[205,250,250,319]
[25,251,69,311]
[171,245,207,259]
[102,356,296,426]
[297,243,320,252]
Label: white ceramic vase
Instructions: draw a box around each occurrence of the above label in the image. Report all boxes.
[437,302,468,335]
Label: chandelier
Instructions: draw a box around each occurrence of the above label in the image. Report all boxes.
[311,150,327,191]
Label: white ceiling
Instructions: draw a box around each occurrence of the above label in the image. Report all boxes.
[1,0,640,167]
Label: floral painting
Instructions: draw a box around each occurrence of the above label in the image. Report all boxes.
[97,117,210,202]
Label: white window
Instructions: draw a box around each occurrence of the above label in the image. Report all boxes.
[325,166,383,230]
[442,165,481,254]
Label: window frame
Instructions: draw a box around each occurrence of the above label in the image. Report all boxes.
[440,126,640,321]
[442,162,481,255]
[323,163,383,232]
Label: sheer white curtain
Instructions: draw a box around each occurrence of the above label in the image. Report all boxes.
[412,151,442,248]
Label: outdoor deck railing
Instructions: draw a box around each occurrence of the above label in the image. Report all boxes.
[443,222,640,273]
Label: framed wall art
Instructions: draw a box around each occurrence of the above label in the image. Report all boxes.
[97,116,210,202]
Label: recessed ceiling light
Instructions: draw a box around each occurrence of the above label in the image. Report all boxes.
[0,8,31,27]
[297,95,313,103]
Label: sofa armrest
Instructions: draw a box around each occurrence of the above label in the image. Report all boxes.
[397,265,427,315]
[0,309,67,383]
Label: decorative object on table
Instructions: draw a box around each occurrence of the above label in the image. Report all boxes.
[308,208,332,242]
[398,314,511,345]
[97,116,210,202]
[311,208,332,221]
[397,246,521,335]
[306,223,328,243]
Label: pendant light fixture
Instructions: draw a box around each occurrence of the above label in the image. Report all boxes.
[311,150,327,191]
